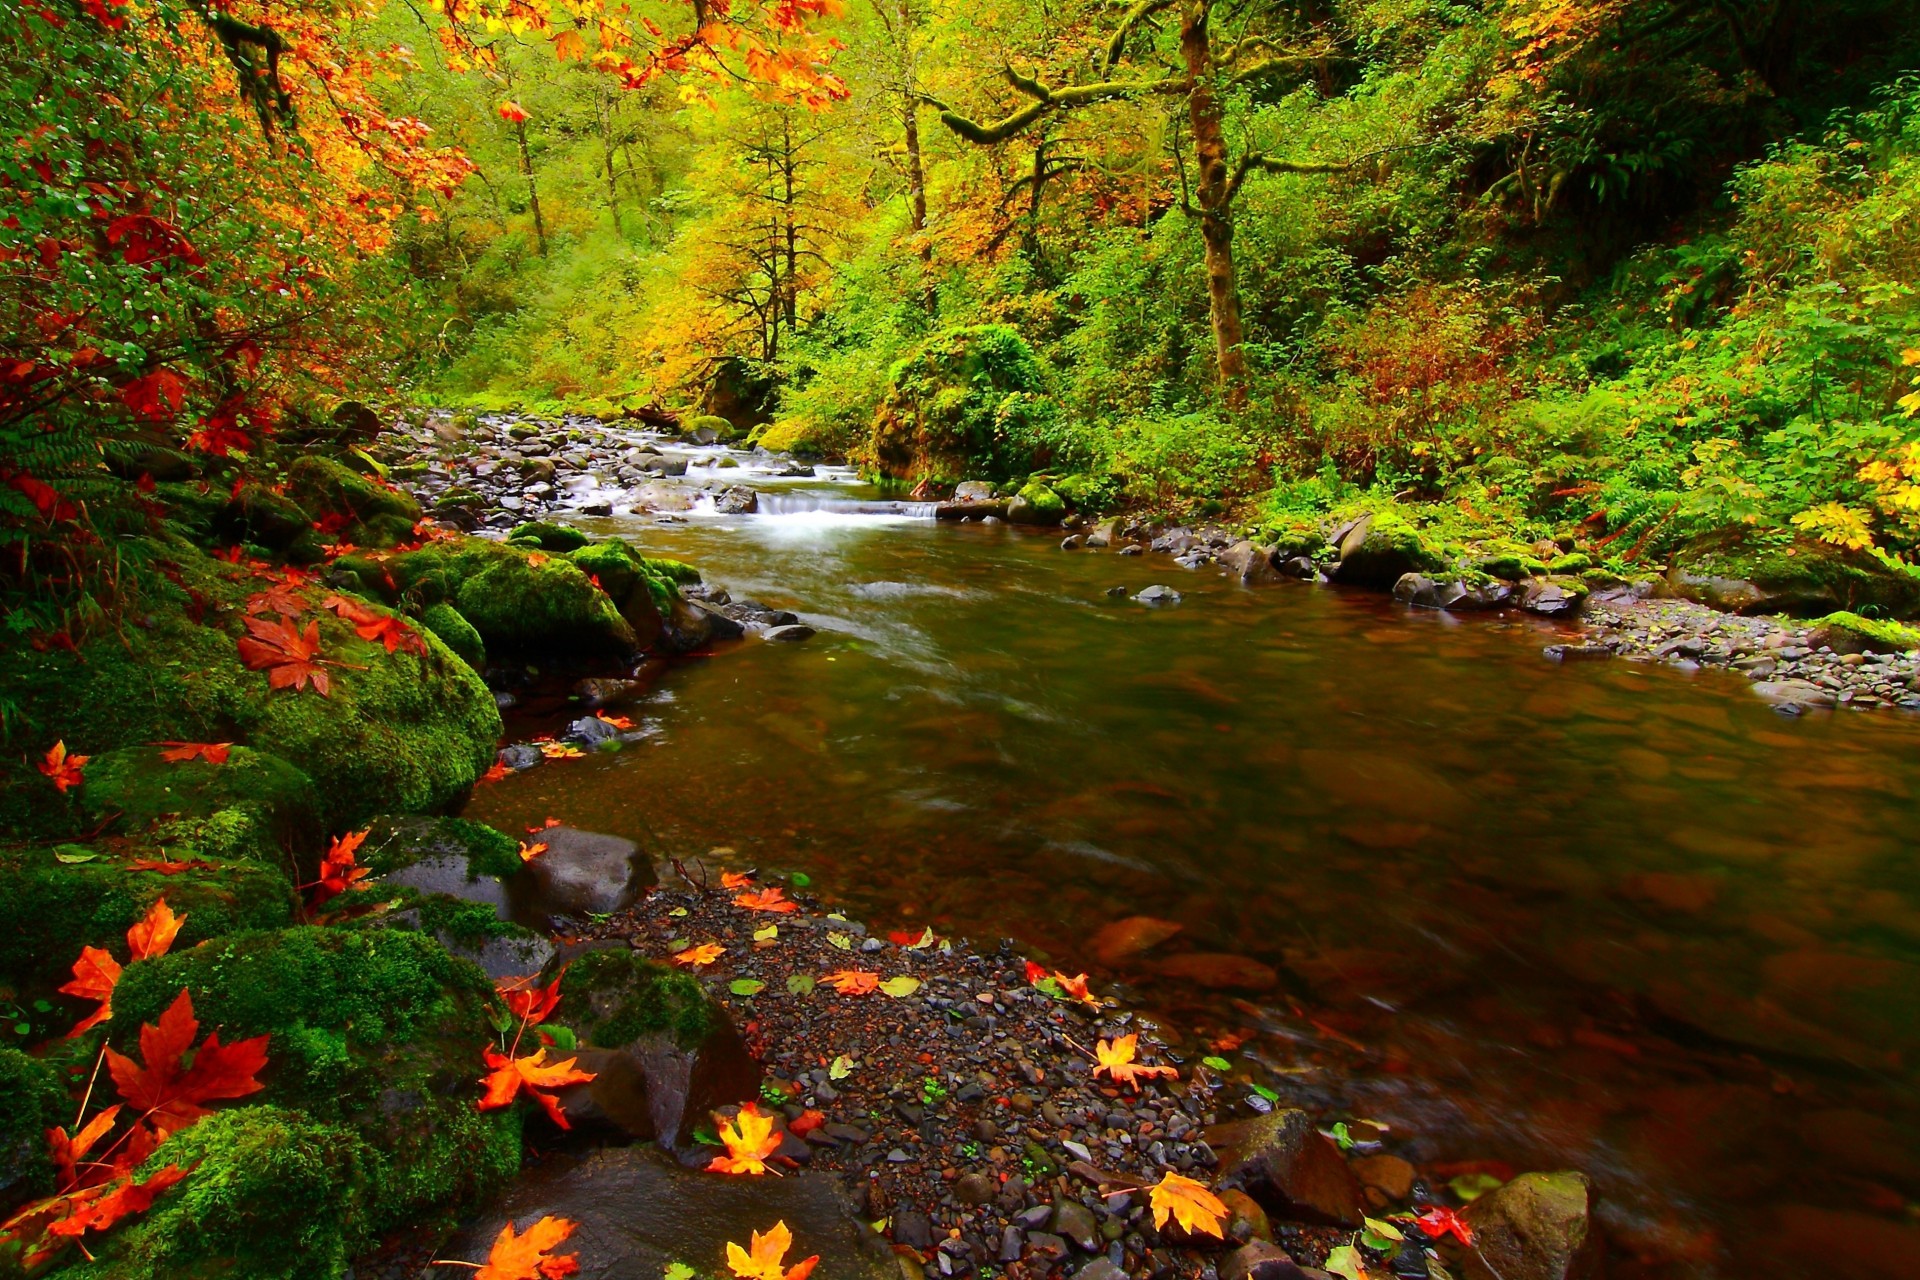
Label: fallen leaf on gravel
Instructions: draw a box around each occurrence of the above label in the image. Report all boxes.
[734,887,798,913]
[730,979,766,996]
[725,1220,817,1280]
[823,970,879,996]
[878,976,922,998]
[826,932,852,950]
[1414,1204,1474,1246]
[469,1214,578,1280]
[1323,1244,1368,1280]
[828,1054,854,1080]
[786,974,815,994]
[721,871,755,889]
[1149,1171,1229,1239]
[888,926,936,949]
[789,1109,826,1136]
[753,925,778,942]
[1093,1034,1178,1089]
[673,943,724,967]
[708,1104,782,1176]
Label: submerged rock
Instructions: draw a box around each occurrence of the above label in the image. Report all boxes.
[1135,585,1181,606]
[1209,1109,1366,1226]
[1458,1171,1602,1280]
[521,827,655,925]
[1220,541,1281,584]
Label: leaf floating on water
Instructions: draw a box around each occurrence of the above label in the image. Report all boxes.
[1201,1056,1233,1071]
[786,974,815,995]
[878,976,921,998]
[790,872,811,887]
[730,979,766,996]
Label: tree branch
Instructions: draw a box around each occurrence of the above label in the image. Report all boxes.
[939,67,1186,144]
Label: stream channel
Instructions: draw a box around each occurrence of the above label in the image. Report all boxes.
[462,435,1920,1280]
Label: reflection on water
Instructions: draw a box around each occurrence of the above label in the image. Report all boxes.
[466,475,1920,1279]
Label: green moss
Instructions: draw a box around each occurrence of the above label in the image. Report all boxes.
[70,1107,371,1280]
[362,814,524,881]
[0,539,501,836]
[420,601,486,671]
[687,413,743,441]
[0,848,295,990]
[1474,552,1550,581]
[1672,533,1920,617]
[1547,551,1593,573]
[506,520,590,552]
[377,539,638,656]
[869,324,1057,483]
[284,456,420,549]
[0,1047,65,1208]
[81,745,320,866]
[563,947,717,1050]
[751,416,843,456]
[1814,610,1920,651]
[1007,480,1067,526]
[111,927,516,1229]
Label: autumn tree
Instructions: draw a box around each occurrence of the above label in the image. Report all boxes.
[937,0,1349,405]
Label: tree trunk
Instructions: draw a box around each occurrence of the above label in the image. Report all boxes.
[514,119,548,257]
[1179,0,1246,405]
[902,97,929,239]
[597,90,623,236]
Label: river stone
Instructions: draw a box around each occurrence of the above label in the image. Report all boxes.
[1135,585,1181,606]
[1518,577,1588,617]
[1348,1154,1415,1204]
[1209,1109,1366,1226]
[1750,679,1837,709]
[764,624,817,642]
[1221,541,1281,584]
[1060,534,1085,550]
[521,827,654,924]
[714,486,758,514]
[1278,556,1316,579]
[1392,573,1466,610]
[566,715,623,746]
[575,676,644,707]
[1457,1171,1601,1280]
[1085,519,1120,548]
[953,481,995,502]
[1223,1242,1308,1280]
[686,600,748,641]
[1050,1199,1099,1251]
[1088,916,1184,966]
[1156,952,1278,991]
[440,1146,889,1280]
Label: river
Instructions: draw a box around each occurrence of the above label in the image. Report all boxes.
[463,444,1920,1280]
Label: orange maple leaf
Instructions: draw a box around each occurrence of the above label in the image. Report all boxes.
[527,817,563,833]
[59,899,186,1036]
[48,1105,122,1193]
[480,759,510,783]
[497,974,564,1026]
[594,711,635,730]
[725,1220,818,1280]
[323,594,425,655]
[518,840,549,862]
[672,942,724,967]
[310,829,371,904]
[105,989,269,1138]
[538,742,584,759]
[154,741,232,764]
[127,898,186,961]
[1091,1034,1178,1090]
[477,1047,595,1128]
[236,615,332,695]
[467,1215,580,1280]
[1148,1171,1228,1239]
[707,1103,782,1175]
[38,741,87,793]
[733,887,798,914]
[720,871,755,889]
[821,970,879,996]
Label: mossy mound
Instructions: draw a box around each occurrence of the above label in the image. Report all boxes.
[419,601,486,671]
[1668,534,1920,617]
[867,325,1057,484]
[566,539,699,641]
[687,413,744,443]
[0,1047,66,1211]
[361,814,524,881]
[112,927,519,1230]
[559,947,718,1050]
[1810,610,1920,653]
[367,539,643,657]
[506,520,591,553]
[750,416,849,458]
[80,745,320,868]
[284,456,420,549]
[67,1107,371,1280]
[1007,480,1066,526]
[0,847,296,991]
[1331,511,1448,590]
[0,538,501,837]
[213,484,313,554]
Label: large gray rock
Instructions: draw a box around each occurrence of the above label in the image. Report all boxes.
[1393,574,1467,610]
[438,1146,890,1280]
[1458,1171,1602,1280]
[1330,515,1445,590]
[953,480,995,502]
[1207,1109,1365,1227]
[1518,576,1588,617]
[521,827,654,924]
[1220,541,1281,584]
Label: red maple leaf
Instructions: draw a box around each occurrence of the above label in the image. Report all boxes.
[245,581,308,618]
[104,989,269,1138]
[497,974,565,1026]
[38,741,87,792]
[479,759,510,784]
[236,615,331,695]
[155,741,231,765]
[310,829,371,905]
[126,857,220,875]
[1415,1205,1475,1247]
[322,595,423,655]
[118,368,188,421]
[476,1047,595,1128]
[105,213,203,267]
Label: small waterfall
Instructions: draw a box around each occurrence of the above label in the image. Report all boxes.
[754,492,939,518]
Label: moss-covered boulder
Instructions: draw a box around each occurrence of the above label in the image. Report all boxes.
[80,745,321,868]
[284,456,420,549]
[420,601,486,671]
[0,847,296,991]
[113,927,519,1231]
[1006,480,1066,527]
[70,1107,371,1280]
[506,520,591,553]
[686,414,743,444]
[368,539,642,658]
[213,483,313,554]
[867,325,1058,484]
[0,1047,65,1211]
[1329,511,1447,590]
[356,816,554,978]
[1668,533,1920,617]
[1806,610,1920,653]
[0,539,500,838]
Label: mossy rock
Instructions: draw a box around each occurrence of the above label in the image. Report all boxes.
[687,414,743,443]
[112,927,519,1230]
[567,539,695,642]
[67,1106,372,1280]
[1473,551,1550,581]
[1006,481,1066,527]
[0,846,296,992]
[559,947,719,1051]
[80,745,321,868]
[0,1047,65,1212]
[1330,512,1447,590]
[750,416,848,458]
[868,325,1056,483]
[0,538,500,837]
[284,456,420,549]
[362,814,524,882]
[1668,534,1920,617]
[1808,610,1920,653]
[506,521,591,553]
[420,601,486,672]
[213,484,313,553]
[376,539,641,658]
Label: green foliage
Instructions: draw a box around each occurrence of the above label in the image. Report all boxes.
[867,325,1062,483]
[0,1046,66,1208]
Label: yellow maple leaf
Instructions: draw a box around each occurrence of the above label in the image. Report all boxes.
[1092,1034,1179,1089]
[1148,1170,1228,1239]
[708,1103,782,1175]
[726,1220,818,1280]
[672,942,724,967]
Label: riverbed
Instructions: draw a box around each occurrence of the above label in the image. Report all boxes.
[461,446,1920,1280]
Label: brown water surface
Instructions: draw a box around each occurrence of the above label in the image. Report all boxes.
[466,480,1920,1279]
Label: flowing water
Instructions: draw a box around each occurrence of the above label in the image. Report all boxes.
[465,442,1920,1280]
